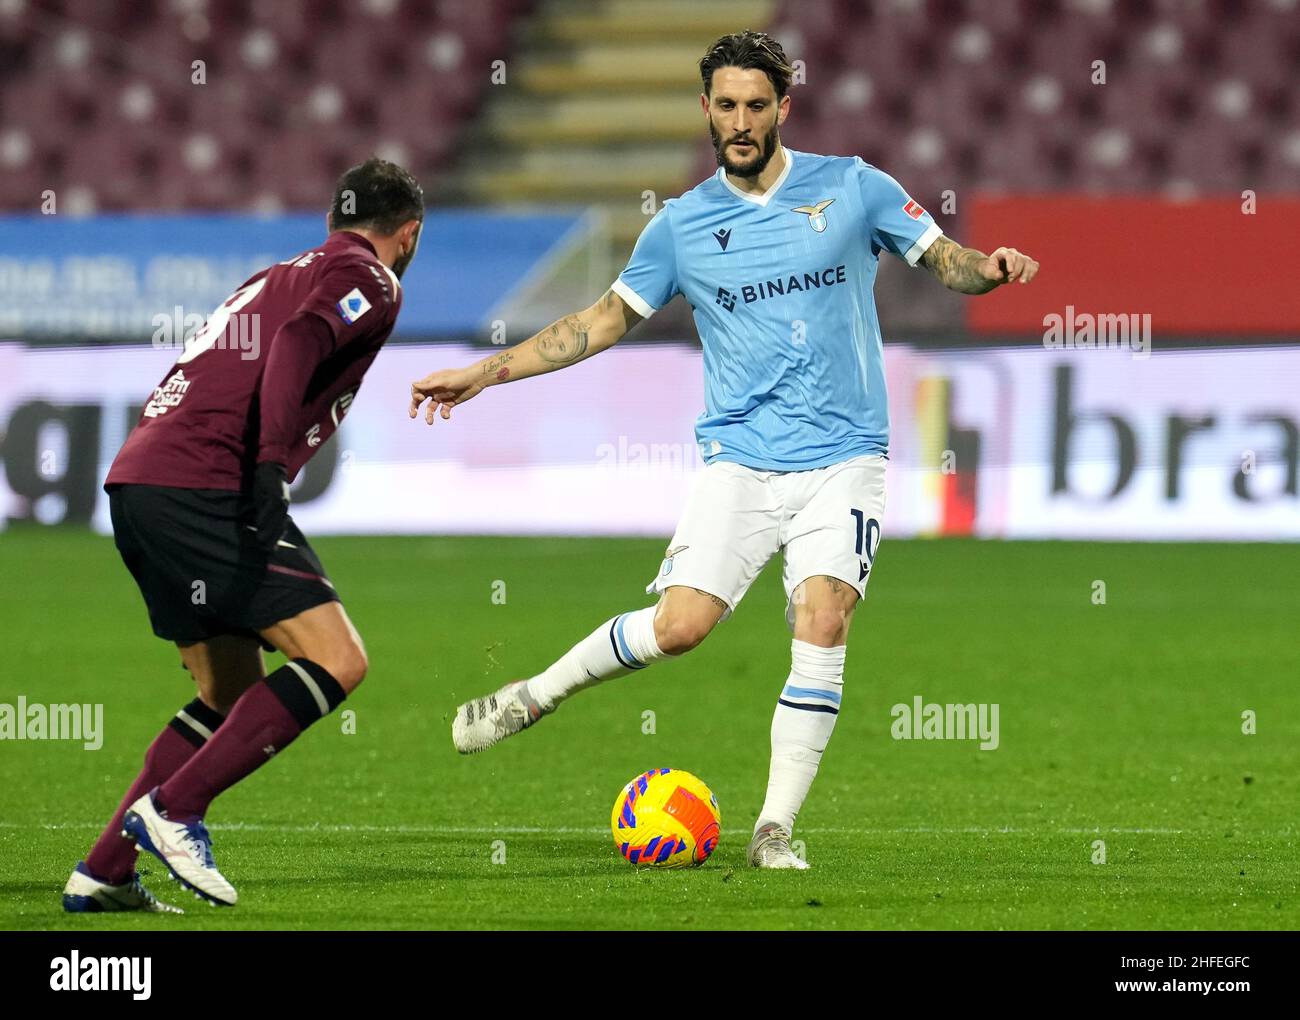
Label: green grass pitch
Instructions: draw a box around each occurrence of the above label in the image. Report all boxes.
[1,528,1297,930]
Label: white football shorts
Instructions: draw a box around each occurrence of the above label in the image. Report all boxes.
[645,454,886,626]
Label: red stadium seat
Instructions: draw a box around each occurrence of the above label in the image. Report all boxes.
[0,1,1292,212]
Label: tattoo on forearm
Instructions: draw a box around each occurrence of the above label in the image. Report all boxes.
[537,314,591,365]
[481,352,513,378]
[922,236,997,294]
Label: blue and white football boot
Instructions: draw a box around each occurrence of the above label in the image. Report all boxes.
[62,861,184,914]
[122,789,237,906]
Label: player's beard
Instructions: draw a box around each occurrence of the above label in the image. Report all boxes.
[391,222,422,280]
[710,117,780,179]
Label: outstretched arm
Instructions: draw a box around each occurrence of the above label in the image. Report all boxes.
[920,235,1040,294]
[409,288,642,423]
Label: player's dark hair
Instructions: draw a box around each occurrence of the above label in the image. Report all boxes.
[329,158,424,235]
[700,30,794,100]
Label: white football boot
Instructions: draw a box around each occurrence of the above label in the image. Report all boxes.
[747,822,811,870]
[122,789,237,906]
[62,861,184,914]
[452,680,549,754]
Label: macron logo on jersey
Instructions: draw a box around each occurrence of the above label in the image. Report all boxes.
[336,288,371,324]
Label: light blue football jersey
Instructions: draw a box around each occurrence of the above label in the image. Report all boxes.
[612,148,941,470]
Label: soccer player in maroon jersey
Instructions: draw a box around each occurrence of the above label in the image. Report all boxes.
[60,159,424,912]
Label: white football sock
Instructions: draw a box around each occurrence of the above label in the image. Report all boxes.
[525,606,668,711]
[755,639,845,834]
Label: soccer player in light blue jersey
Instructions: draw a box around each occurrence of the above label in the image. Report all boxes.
[410,31,1039,869]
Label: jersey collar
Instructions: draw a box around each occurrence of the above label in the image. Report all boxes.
[329,230,378,256]
[717,147,794,208]
[330,230,401,292]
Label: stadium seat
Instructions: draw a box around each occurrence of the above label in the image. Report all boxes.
[0,1,1294,213]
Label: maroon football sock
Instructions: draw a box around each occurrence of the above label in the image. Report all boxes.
[157,659,346,821]
[84,698,226,884]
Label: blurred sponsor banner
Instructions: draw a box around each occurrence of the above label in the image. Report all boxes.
[0,341,1296,540]
[884,344,1299,540]
[965,196,1300,336]
[0,212,590,339]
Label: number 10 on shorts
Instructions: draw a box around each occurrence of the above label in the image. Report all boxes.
[850,508,881,579]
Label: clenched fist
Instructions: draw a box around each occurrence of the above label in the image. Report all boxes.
[978,246,1039,285]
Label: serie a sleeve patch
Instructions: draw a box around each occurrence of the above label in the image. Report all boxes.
[336,287,372,324]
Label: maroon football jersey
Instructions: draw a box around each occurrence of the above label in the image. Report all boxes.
[106,231,402,491]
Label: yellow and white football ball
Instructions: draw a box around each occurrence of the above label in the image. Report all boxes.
[610,768,721,867]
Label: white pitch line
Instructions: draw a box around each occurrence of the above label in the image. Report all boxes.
[0,821,1271,836]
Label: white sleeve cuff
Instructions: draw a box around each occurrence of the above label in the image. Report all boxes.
[610,278,657,319]
[904,223,944,267]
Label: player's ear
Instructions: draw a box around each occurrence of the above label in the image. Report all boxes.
[402,219,422,256]
[325,210,334,232]
[777,93,790,125]
[700,92,710,116]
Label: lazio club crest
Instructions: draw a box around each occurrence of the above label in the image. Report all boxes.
[792,198,835,233]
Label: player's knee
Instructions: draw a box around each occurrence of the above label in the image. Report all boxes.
[326,642,368,692]
[654,612,715,656]
[800,606,850,647]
